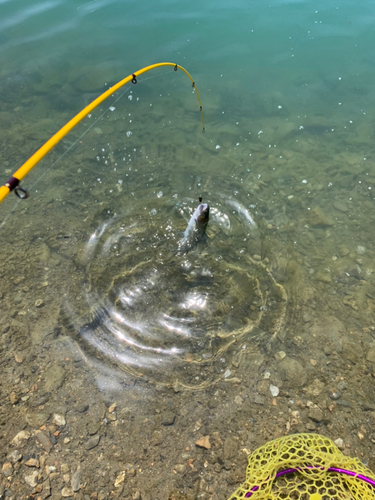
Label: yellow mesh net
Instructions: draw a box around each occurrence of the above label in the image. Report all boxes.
[229,433,375,500]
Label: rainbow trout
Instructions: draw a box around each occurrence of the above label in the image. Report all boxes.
[177,197,210,255]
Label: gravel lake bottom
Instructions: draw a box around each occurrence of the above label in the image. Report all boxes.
[2,61,375,500]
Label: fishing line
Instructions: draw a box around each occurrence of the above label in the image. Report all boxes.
[0,68,177,228]
[0,62,205,205]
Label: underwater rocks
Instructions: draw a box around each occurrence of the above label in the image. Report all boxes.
[307,207,334,227]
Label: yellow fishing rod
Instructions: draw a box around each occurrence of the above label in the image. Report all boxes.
[0,62,205,204]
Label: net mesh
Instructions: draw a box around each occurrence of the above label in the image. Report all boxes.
[228,433,375,500]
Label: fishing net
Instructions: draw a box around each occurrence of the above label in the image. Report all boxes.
[229,433,375,500]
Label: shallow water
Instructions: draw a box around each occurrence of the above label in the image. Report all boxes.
[1,1,375,499]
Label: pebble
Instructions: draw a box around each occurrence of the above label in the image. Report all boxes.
[270,384,279,397]
[174,464,185,473]
[329,390,342,400]
[7,450,22,463]
[114,471,126,487]
[234,395,243,405]
[333,201,348,213]
[85,435,101,450]
[2,463,12,477]
[161,411,175,426]
[224,369,231,378]
[35,299,44,308]
[25,458,39,467]
[35,430,53,453]
[195,436,211,449]
[108,403,117,413]
[334,438,344,449]
[336,400,351,408]
[309,407,324,422]
[52,413,66,426]
[11,430,31,447]
[61,486,74,497]
[274,351,286,361]
[71,469,81,492]
[9,392,19,405]
[366,348,375,363]
[75,403,89,413]
[14,353,23,363]
[61,464,70,474]
[133,491,141,500]
[24,470,39,487]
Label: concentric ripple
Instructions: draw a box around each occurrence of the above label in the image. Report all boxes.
[70,196,287,389]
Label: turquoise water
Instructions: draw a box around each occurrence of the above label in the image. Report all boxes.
[2,1,375,499]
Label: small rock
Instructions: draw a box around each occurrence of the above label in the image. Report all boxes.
[309,359,317,366]
[108,403,117,413]
[366,348,375,363]
[303,313,312,323]
[61,486,74,497]
[24,470,39,487]
[270,384,279,397]
[161,411,175,426]
[333,201,348,213]
[61,464,70,474]
[356,245,366,255]
[224,437,237,460]
[195,436,211,449]
[12,430,31,447]
[305,422,316,431]
[52,413,66,426]
[307,207,333,227]
[25,458,40,467]
[25,412,50,428]
[42,478,51,498]
[305,379,325,397]
[7,450,22,463]
[35,299,44,308]
[14,353,24,363]
[71,468,81,492]
[174,464,186,473]
[35,430,53,453]
[336,400,351,407]
[114,471,125,487]
[85,435,101,450]
[274,351,286,361]
[254,394,265,405]
[43,364,65,393]
[75,403,89,413]
[133,490,141,500]
[234,395,243,405]
[278,357,307,388]
[224,369,231,378]
[337,381,347,391]
[2,463,12,477]
[64,437,71,444]
[9,392,19,405]
[309,407,324,422]
[337,244,349,257]
[362,402,375,411]
[329,391,342,400]
[334,438,344,449]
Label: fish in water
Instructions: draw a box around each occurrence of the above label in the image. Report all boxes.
[177,197,210,255]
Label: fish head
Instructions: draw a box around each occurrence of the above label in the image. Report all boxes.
[197,203,209,226]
